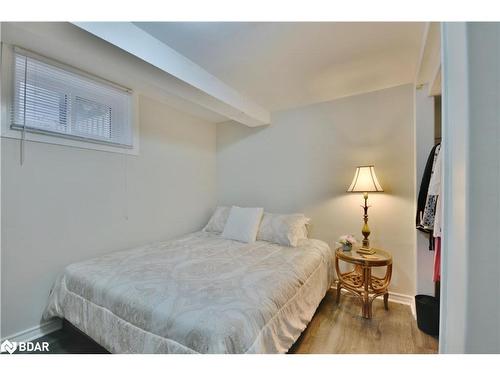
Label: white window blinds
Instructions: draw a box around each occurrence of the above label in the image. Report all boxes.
[12,49,133,148]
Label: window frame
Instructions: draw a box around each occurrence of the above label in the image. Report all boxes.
[1,44,140,155]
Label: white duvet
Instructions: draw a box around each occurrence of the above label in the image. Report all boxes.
[44,231,333,353]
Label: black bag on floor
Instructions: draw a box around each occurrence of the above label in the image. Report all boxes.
[415,295,440,337]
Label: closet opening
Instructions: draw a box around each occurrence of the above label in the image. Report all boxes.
[414,21,443,343]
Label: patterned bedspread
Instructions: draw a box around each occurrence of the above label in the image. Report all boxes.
[44,231,333,353]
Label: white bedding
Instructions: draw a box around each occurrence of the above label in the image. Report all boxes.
[43,231,333,353]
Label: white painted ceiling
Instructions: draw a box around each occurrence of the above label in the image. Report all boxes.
[134,22,424,112]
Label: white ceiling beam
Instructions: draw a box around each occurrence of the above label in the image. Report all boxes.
[74,22,270,127]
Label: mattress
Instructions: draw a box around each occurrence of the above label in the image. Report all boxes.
[43,231,334,353]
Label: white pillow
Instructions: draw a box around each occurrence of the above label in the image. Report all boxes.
[203,206,230,233]
[222,206,264,243]
[257,213,310,247]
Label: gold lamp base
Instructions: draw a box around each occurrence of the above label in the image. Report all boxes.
[356,192,376,255]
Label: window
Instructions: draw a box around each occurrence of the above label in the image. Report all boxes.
[11,49,133,148]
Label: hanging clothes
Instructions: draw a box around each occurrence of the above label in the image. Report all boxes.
[431,147,443,237]
[430,147,443,282]
[416,143,441,250]
[433,237,441,282]
[416,143,441,230]
[421,144,441,230]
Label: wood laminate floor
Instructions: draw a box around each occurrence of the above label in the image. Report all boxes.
[289,290,438,354]
[25,289,438,354]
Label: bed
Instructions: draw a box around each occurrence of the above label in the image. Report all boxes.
[43,231,333,353]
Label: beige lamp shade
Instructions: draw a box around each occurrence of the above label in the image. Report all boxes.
[347,165,383,192]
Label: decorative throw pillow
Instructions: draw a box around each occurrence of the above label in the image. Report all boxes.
[257,213,310,247]
[203,206,231,233]
[222,206,264,243]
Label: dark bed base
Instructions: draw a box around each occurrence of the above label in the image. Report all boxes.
[58,319,110,354]
[58,319,299,354]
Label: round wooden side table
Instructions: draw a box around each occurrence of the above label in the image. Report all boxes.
[335,246,393,319]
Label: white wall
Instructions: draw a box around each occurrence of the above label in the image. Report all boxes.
[217,84,416,296]
[440,22,469,354]
[0,21,3,339]
[440,22,500,354]
[465,22,500,354]
[1,95,216,338]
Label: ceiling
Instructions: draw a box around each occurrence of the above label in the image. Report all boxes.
[134,22,424,112]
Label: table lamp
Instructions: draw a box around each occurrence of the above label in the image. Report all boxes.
[347,165,383,254]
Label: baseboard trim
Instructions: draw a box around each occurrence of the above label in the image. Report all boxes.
[389,291,416,319]
[330,286,416,319]
[2,319,62,342]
